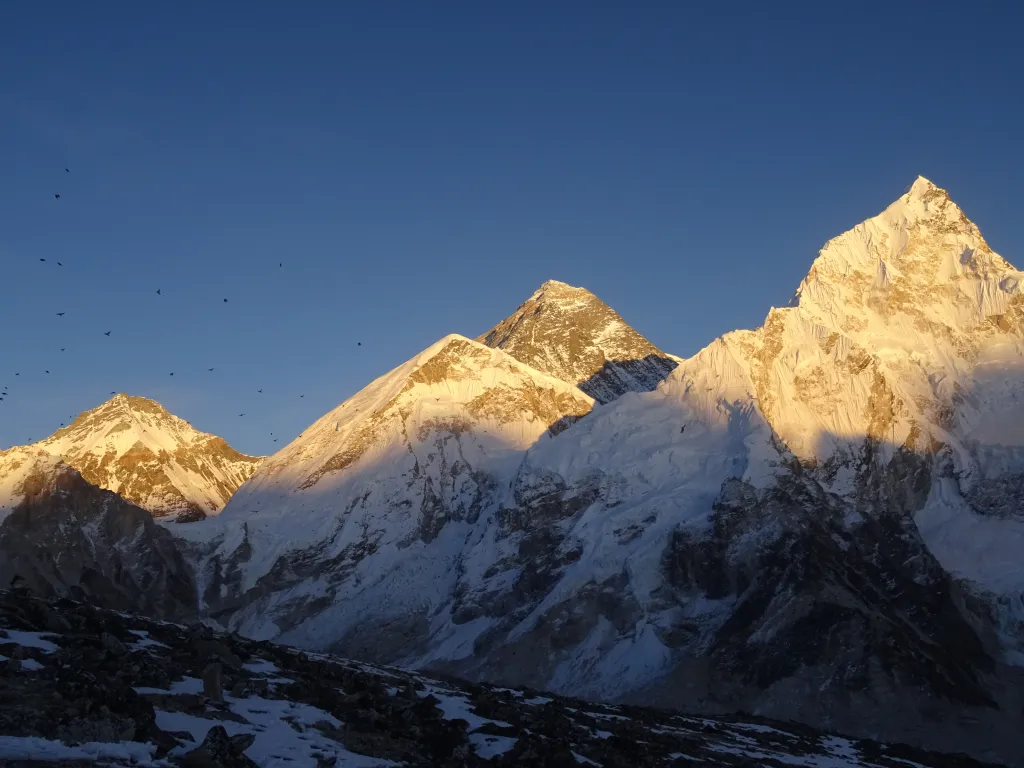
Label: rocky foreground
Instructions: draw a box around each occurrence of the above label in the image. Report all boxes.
[0,590,1000,767]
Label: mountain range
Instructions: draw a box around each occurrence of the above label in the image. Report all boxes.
[1,176,1021,765]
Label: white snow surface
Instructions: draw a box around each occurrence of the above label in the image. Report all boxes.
[154,695,397,767]
[0,447,67,525]
[31,394,262,519]
[0,629,60,653]
[0,736,160,765]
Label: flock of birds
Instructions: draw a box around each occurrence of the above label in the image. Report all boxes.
[2,170,365,449]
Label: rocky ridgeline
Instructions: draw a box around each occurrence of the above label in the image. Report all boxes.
[0,590,999,767]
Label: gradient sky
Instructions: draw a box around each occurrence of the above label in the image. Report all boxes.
[2,1,1022,455]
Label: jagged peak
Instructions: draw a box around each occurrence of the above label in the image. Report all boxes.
[477,280,674,403]
[27,393,262,520]
[413,333,477,361]
[402,333,594,395]
[38,392,255,460]
[47,393,188,443]
[786,176,1009,315]
[99,393,173,418]
[907,174,940,198]
[528,279,598,304]
[884,174,974,231]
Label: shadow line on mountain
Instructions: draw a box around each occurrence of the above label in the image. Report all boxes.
[577,353,679,404]
[481,416,1024,764]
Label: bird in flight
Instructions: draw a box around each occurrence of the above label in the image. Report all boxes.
[61,348,65,352]
[273,439,278,442]
[54,194,60,200]
[257,389,262,393]
[238,413,245,417]
[208,368,214,372]
[40,258,46,262]
[223,298,228,303]
[56,312,64,317]
[300,394,304,398]
[104,331,111,336]
[110,391,116,395]
[156,289,161,296]
[357,342,362,346]
[169,372,174,376]
[45,370,49,374]
[57,262,63,267]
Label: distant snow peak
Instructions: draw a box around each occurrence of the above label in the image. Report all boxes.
[479,279,678,404]
[32,393,262,522]
[908,174,939,197]
[529,279,591,301]
[222,332,594,508]
[787,174,1008,327]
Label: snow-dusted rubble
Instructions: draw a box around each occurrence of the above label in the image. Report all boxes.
[0,588,1002,768]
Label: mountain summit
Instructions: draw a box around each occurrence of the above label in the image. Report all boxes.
[477,279,677,403]
[35,394,262,522]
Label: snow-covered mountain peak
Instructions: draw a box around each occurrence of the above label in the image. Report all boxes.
[478,280,678,404]
[527,279,594,304]
[788,176,1014,335]
[908,173,939,197]
[682,175,1024,478]
[31,394,262,521]
[220,333,594,509]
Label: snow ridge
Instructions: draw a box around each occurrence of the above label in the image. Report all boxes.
[35,394,262,521]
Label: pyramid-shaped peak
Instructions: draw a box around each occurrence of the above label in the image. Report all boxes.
[478,281,676,404]
[530,279,595,301]
[908,175,939,197]
[33,393,262,520]
[103,393,172,416]
[787,175,1009,324]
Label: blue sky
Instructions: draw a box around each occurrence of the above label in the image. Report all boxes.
[2,1,1022,455]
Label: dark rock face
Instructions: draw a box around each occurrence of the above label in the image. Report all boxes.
[0,589,1002,767]
[181,725,256,767]
[478,280,677,404]
[0,463,197,622]
[658,464,994,703]
[963,471,1024,520]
